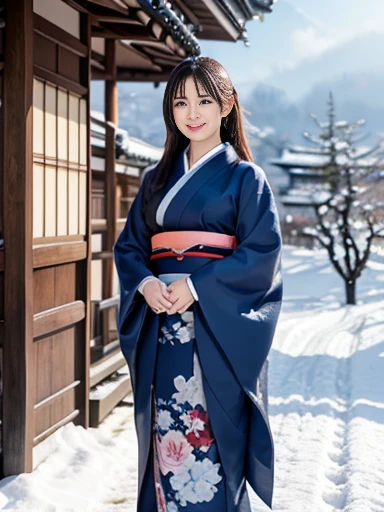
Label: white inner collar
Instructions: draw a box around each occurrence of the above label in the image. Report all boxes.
[184,142,227,173]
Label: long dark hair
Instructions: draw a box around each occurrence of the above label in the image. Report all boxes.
[143,56,253,207]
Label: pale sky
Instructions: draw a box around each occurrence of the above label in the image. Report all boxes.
[200,0,384,85]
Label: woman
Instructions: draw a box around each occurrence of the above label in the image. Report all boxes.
[114,56,283,512]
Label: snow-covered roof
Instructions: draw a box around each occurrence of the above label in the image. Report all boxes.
[280,190,317,207]
[289,168,327,177]
[280,188,332,207]
[271,147,381,170]
[90,110,163,165]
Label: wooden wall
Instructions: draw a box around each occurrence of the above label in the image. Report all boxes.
[2,0,91,475]
[30,13,91,451]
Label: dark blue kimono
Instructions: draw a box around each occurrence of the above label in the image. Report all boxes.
[113,143,283,511]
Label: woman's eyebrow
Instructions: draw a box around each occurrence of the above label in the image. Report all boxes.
[173,94,211,100]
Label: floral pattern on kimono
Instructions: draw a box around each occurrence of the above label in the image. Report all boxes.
[158,311,195,345]
[153,311,225,511]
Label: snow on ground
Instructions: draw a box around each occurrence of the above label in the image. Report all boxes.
[0,245,383,512]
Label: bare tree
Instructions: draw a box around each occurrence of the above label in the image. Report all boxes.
[302,92,384,304]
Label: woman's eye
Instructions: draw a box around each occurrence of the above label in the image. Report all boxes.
[174,99,212,107]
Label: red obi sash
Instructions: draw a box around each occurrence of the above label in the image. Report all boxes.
[150,231,238,261]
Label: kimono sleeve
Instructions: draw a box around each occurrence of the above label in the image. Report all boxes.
[189,163,283,393]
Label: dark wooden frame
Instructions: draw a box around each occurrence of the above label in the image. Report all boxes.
[3,0,34,475]
[1,3,93,475]
[104,39,117,300]
[34,13,88,96]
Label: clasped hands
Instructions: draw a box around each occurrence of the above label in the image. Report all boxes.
[142,277,195,315]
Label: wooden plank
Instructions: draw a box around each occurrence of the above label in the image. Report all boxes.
[33,409,80,446]
[98,295,119,311]
[54,263,77,306]
[87,0,129,16]
[89,374,131,427]
[58,46,80,83]
[92,250,113,260]
[33,65,87,96]
[3,0,34,475]
[116,69,171,82]
[33,234,84,245]
[92,218,107,231]
[33,241,87,268]
[34,14,88,58]
[33,327,76,406]
[33,267,55,315]
[90,349,126,387]
[34,380,81,410]
[92,26,156,40]
[92,16,139,24]
[90,338,120,363]
[33,300,85,339]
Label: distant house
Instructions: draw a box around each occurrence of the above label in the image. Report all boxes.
[270,144,382,221]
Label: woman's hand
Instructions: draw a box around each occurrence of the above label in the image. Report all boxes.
[166,278,195,314]
[142,280,174,314]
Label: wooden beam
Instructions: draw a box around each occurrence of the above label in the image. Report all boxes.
[87,0,129,16]
[33,242,87,269]
[33,301,86,339]
[74,11,92,431]
[33,410,80,446]
[33,65,88,97]
[61,0,89,14]
[92,25,157,40]
[3,0,34,475]
[117,69,172,82]
[34,380,81,410]
[34,14,88,57]
[92,16,139,24]
[104,40,117,300]
[90,349,125,387]
[198,0,239,41]
[63,0,129,16]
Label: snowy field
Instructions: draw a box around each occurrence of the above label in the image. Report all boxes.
[0,245,383,512]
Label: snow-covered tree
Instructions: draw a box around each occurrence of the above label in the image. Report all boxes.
[302,92,384,305]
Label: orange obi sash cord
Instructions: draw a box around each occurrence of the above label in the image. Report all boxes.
[150,230,238,261]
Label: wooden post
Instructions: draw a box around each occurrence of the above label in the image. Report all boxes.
[104,39,117,303]
[75,12,92,429]
[3,0,34,475]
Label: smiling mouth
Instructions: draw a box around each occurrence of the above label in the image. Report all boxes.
[186,123,205,131]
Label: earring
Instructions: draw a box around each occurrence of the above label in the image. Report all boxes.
[223,116,228,128]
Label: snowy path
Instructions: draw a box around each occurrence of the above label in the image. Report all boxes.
[262,303,384,512]
[0,246,383,512]
[256,247,384,512]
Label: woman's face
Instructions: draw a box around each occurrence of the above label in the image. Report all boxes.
[172,76,231,143]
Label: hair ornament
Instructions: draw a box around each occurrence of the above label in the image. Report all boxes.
[190,55,199,71]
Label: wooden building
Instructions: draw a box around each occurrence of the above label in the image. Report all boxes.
[89,111,162,427]
[0,0,277,477]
